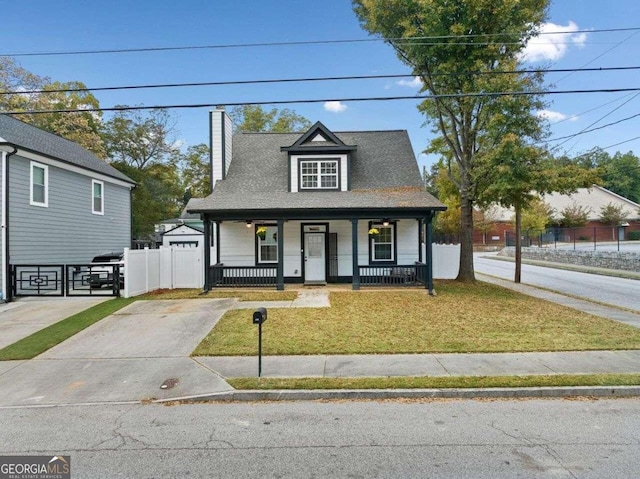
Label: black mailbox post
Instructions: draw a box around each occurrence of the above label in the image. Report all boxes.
[253,308,267,377]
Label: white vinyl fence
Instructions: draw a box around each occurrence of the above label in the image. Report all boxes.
[123,246,203,298]
[432,244,460,279]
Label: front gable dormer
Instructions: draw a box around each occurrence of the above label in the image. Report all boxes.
[281,122,356,192]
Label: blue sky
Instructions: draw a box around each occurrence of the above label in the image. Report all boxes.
[2,1,639,170]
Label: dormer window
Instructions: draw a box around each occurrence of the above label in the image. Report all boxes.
[282,121,356,193]
[300,159,339,190]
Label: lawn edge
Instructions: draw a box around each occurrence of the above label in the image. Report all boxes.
[0,297,136,361]
[227,373,640,390]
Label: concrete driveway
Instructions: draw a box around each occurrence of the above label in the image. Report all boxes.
[39,298,236,359]
[0,299,238,406]
[0,297,110,349]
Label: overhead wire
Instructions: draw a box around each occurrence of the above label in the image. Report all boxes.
[1,66,639,97]
[5,87,640,115]
[2,26,639,57]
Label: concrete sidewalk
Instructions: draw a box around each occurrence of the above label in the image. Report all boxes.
[196,350,640,379]
[2,287,640,407]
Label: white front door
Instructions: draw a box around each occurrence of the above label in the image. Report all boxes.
[304,233,326,283]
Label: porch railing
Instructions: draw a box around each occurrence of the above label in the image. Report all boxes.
[209,264,277,288]
[359,263,427,286]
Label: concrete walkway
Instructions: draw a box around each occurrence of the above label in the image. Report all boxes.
[196,350,640,378]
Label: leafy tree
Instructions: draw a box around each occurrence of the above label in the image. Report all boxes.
[603,152,640,203]
[600,202,630,240]
[559,201,590,228]
[229,105,311,132]
[1,58,105,157]
[102,108,178,168]
[0,57,43,111]
[433,195,461,237]
[474,205,501,245]
[175,143,211,200]
[111,161,183,239]
[353,0,549,282]
[516,198,552,236]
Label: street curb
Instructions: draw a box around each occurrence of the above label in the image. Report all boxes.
[158,386,640,403]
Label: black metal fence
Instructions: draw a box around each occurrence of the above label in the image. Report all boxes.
[505,226,640,251]
[209,264,277,287]
[359,263,427,286]
[11,264,121,298]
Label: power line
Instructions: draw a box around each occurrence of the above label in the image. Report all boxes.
[554,30,640,84]
[558,92,640,153]
[571,135,640,159]
[5,87,640,115]
[545,111,640,143]
[2,66,639,97]
[549,92,637,125]
[2,27,639,57]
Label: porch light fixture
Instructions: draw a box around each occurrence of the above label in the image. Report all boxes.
[246,221,252,228]
[382,219,390,227]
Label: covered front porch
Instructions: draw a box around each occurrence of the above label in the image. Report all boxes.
[201,210,437,293]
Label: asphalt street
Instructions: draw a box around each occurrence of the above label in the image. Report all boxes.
[1,399,639,478]
[474,254,640,312]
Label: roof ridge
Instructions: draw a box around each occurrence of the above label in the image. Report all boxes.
[235,129,408,135]
[0,113,98,154]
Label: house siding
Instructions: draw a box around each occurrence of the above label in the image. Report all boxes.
[217,219,420,279]
[8,154,131,266]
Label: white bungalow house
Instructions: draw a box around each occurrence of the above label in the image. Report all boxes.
[187,108,445,293]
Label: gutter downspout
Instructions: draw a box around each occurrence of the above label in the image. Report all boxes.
[0,143,18,302]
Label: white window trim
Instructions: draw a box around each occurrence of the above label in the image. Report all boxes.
[30,162,48,207]
[299,159,339,190]
[371,224,395,262]
[92,179,104,215]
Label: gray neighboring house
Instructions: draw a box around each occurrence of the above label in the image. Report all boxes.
[0,114,135,300]
[188,108,445,292]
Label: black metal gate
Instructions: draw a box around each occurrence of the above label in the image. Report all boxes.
[11,264,121,298]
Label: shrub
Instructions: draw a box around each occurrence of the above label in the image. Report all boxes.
[628,231,640,241]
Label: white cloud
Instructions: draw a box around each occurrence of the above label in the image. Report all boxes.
[396,76,423,88]
[324,101,347,113]
[535,109,578,123]
[520,21,588,63]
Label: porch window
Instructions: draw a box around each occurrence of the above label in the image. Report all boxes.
[92,180,104,215]
[30,162,48,207]
[257,225,278,264]
[371,223,395,262]
[300,159,338,189]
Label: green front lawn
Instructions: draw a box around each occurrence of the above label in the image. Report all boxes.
[193,282,640,356]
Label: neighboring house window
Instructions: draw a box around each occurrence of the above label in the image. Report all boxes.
[257,225,278,263]
[300,159,338,189]
[30,162,48,207]
[92,180,104,215]
[371,223,395,262]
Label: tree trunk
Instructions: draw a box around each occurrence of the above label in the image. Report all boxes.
[456,194,476,282]
[514,206,522,284]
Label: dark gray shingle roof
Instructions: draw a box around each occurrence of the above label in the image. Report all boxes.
[191,130,444,213]
[0,114,134,184]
